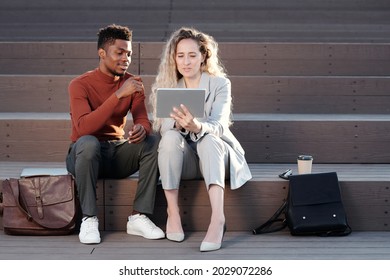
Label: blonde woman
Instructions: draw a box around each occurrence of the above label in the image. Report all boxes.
[150,27,252,252]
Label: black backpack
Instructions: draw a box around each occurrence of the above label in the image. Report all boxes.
[253,172,352,236]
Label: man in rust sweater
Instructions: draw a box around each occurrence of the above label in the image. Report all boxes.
[66,24,164,244]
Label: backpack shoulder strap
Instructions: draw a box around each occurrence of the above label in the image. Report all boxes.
[252,201,287,234]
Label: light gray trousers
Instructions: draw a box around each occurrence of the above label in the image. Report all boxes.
[66,135,159,216]
[158,130,229,190]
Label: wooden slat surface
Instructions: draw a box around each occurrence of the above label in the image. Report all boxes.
[0,42,139,75]
[139,42,390,75]
[1,42,390,75]
[1,0,389,42]
[2,162,389,231]
[102,166,390,231]
[1,114,390,163]
[0,118,71,161]
[2,75,390,114]
[231,117,390,163]
[230,76,390,114]
[1,230,390,260]
[0,75,72,112]
[3,161,390,181]
[140,42,390,60]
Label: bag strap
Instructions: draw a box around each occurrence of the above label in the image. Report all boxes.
[252,201,287,234]
[8,178,34,221]
[0,186,3,216]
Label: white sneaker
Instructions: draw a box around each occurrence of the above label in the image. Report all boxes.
[126,214,165,239]
[79,216,101,244]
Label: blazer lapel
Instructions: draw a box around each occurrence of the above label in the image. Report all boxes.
[198,72,211,102]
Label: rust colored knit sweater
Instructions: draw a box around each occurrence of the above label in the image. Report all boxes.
[68,68,151,142]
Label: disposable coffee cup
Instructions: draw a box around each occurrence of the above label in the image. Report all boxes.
[297,155,313,174]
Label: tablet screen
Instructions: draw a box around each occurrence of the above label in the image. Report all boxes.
[156,88,206,118]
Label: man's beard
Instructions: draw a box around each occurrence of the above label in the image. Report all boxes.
[109,68,126,77]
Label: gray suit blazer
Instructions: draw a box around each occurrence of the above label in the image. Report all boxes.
[160,72,252,189]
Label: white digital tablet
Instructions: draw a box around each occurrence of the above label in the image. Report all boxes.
[20,168,69,177]
[156,88,206,118]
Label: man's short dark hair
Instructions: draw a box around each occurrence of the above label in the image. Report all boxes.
[97,24,132,50]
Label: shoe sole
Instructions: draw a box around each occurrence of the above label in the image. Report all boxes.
[166,233,185,242]
[126,228,165,240]
[79,238,101,244]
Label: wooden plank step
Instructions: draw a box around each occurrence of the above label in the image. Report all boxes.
[1,1,389,42]
[2,23,389,43]
[139,42,390,76]
[1,230,390,260]
[1,42,390,75]
[2,0,389,10]
[1,162,389,232]
[104,163,390,231]
[1,113,390,163]
[0,42,139,75]
[232,113,390,163]
[2,161,390,181]
[1,75,390,114]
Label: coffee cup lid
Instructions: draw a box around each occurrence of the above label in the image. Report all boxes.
[298,155,313,160]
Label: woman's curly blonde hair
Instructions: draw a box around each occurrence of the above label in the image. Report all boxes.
[149,27,227,131]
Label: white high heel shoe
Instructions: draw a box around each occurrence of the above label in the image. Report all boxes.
[166,232,185,242]
[200,224,226,252]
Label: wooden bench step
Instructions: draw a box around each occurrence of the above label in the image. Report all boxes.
[1,113,390,163]
[1,1,389,43]
[139,42,390,76]
[1,42,389,75]
[1,162,389,232]
[1,75,390,114]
